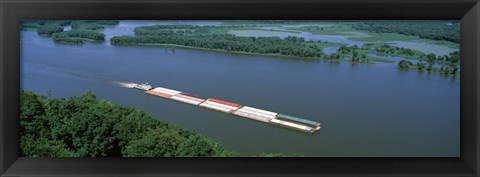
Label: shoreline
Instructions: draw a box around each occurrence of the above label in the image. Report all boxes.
[113,43,384,65]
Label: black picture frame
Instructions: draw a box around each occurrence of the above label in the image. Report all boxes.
[1,0,479,176]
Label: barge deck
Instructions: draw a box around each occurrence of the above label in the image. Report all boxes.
[136,84,321,133]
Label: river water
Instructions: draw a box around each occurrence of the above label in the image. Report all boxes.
[20,20,460,157]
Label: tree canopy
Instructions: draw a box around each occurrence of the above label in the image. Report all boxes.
[52,30,106,44]
[21,20,118,44]
[20,90,298,157]
[111,25,328,58]
[20,90,238,157]
[352,20,460,43]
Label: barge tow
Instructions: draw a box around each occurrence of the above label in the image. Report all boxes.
[133,83,321,133]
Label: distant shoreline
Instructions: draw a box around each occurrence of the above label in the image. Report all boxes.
[116,43,389,64]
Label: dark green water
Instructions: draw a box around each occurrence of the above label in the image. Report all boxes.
[20,21,460,157]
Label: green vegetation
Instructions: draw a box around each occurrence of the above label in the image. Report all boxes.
[23,20,460,75]
[21,20,71,31]
[292,23,363,36]
[20,20,118,44]
[20,90,237,157]
[289,21,459,50]
[398,59,414,70]
[20,90,298,157]
[37,25,64,36]
[111,25,334,58]
[333,42,459,75]
[71,20,119,31]
[329,43,420,64]
[397,50,460,75]
[21,20,71,36]
[108,24,459,75]
[398,59,459,75]
[52,30,106,44]
[351,20,460,43]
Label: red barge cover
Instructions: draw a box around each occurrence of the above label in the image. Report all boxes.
[146,90,173,98]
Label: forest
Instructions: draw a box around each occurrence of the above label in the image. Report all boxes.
[110,24,460,75]
[394,45,460,75]
[20,90,293,157]
[52,30,106,44]
[20,20,118,44]
[351,20,460,43]
[111,25,329,58]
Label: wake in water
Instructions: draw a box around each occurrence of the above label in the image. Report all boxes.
[113,81,137,88]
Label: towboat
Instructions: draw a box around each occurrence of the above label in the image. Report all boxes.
[133,82,153,91]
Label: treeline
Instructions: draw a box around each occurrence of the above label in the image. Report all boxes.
[336,45,368,63]
[111,25,327,58]
[373,44,416,56]
[352,20,460,43]
[52,30,106,44]
[21,20,71,32]
[38,25,64,36]
[20,90,237,157]
[398,50,460,75]
[332,44,418,63]
[398,59,459,75]
[72,20,119,30]
[21,20,71,36]
[20,20,118,44]
[134,25,212,35]
[20,90,296,157]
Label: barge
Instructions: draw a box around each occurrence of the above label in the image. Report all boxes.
[134,83,321,133]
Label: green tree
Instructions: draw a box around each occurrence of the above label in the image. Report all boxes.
[427,63,433,72]
[176,135,238,157]
[37,25,63,36]
[20,90,47,137]
[124,127,186,157]
[417,62,427,71]
[398,59,413,70]
[20,90,238,157]
[426,53,436,64]
[21,136,75,157]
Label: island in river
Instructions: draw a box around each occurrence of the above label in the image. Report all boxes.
[20,20,460,157]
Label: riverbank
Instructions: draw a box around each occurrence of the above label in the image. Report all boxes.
[20,25,461,157]
[116,43,399,65]
[20,89,300,157]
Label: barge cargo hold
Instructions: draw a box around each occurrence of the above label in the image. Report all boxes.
[199,100,240,113]
[171,94,206,105]
[232,106,277,123]
[134,83,321,133]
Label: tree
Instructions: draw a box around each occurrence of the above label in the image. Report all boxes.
[176,135,238,157]
[451,66,459,74]
[124,127,186,157]
[398,59,413,70]
[111,25,328,58]
[21,136,75,157]
[426,53,436,64]
[20,90,47,137]
[417,62,427,71]
[351,51,359,62]
[37,25,63,36]
[427,63,433,72]
[20,90,238,157]
[52,30,106,44]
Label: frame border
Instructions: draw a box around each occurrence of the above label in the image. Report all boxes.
[1,0,479,176]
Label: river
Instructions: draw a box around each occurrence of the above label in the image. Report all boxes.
[20,20,460,157]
